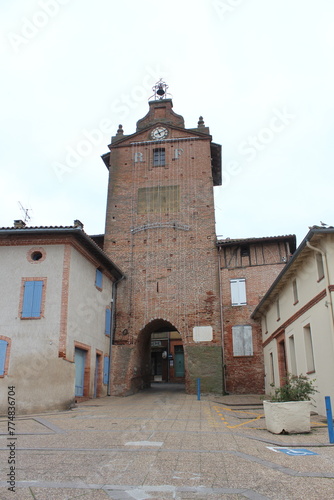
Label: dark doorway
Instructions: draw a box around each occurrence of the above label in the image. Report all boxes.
[278,338,287,385]
[174,345,185,378]
[75,348,86,397]
[136,319,184,390]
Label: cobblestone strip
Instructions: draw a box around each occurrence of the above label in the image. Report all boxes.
[1,446,333,479]
[0,481,271,499]
[32,417,66,433]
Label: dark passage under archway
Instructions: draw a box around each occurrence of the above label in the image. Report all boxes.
[135,319,185,391]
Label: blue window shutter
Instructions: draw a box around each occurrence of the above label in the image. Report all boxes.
[105,308,111,336]
[22,281,43,318]
[0,340,8,376]
[103,357,110,384]
[31,281,43,317]
[95,269,103,288]
[22,281,34,317]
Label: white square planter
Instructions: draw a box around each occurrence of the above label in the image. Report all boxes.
[263,400,312,434]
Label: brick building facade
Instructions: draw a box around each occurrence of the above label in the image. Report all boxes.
[102,94,223,395]
[0,223,124,414]
[218,236,295,394]
[101,84,296,396]
[0,86,298,407]
[252,226,334,416]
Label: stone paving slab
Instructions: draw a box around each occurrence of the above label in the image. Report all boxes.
[0,385,333,499]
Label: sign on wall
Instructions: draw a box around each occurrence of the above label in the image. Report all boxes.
[193,326,213,342]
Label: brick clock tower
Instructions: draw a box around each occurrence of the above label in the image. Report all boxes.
[102,81,223,395]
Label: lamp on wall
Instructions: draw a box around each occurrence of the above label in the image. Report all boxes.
[162,351,168,359]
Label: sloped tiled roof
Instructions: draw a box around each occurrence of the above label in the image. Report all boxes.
[252,226,334,318]
[0,225,124,281]
[217,234,296,247]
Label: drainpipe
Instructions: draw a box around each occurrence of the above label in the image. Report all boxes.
[306,241,334,346]
[107,275,125,396]
[167,333,170,383]
[218,247,226,394]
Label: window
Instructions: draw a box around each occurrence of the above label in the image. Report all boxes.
[153,148,165,166]
[269,352,275,385]
[304,325,315,373]
[0,340,8,376]
[232,325,253,356]
[95,269,103,289]
[103,356,110,385]
[289,335,297,375]
[316,253,325,281]
[240,245,250,257]
[277,339,287,382]
[276,299,280,321]
[292,279,298,304]
[22,280,44,318]
[105,308,112,336]
[230,279,246,306]
[31,251,43,261]
[27,247,46,263]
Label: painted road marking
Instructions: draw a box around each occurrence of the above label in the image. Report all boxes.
[267,447,318,456]
[203,407,221,428]
[211,406,326,430]
[213,405,264,429]
[125,441,163,447]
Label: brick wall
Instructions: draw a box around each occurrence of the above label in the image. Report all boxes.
[219,240,292,393]
[104,101,223,394]
[103,99,296,396]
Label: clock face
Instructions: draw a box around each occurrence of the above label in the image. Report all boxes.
[151,127,168,140]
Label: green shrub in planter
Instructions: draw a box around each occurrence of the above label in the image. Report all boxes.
[269,373,317,402]
[264,374,318,434]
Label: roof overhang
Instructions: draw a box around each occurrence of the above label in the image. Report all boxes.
[101,152,110,170]
[251,226,334,319]
[0,227,124,281]
[217,234,296,250]
[211,142,222,186]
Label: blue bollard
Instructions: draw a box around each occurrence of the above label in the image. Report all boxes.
[325,396,334,444]
[197,378,201,401]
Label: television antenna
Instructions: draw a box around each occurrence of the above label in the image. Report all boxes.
[18,201,32,224]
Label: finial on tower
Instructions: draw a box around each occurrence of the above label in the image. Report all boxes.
[149,79,171,101]
[198,116,205,127]
[116,124,124,136]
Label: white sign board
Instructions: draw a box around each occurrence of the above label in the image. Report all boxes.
[193,326,213,342]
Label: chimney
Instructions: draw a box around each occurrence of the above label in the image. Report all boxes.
[14,220,26,228]
[74,219,84,229]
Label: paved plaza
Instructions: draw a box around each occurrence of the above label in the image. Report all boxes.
[0,383,334,499]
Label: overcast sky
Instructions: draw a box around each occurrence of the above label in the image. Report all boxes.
[1,0,334,245]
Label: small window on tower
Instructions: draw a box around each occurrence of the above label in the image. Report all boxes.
[153,148,165,167]
[240,245,250,257]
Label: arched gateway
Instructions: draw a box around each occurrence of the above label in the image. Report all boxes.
[112,319,185,394]
[104,82,223,396]
[109,315,224,396]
